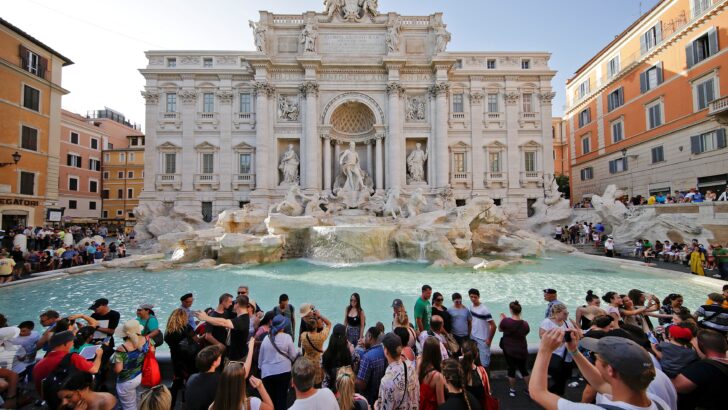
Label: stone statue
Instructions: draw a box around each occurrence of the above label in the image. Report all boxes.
[300,21,317,53]
[386,18,401,54]
[272,186,305,216]
[359,0,379,17]
[405,188,428,217]
[303,191,328,216]
[406,96,426,121]
[434,25,451,54]
[323,0,345,18]
[278,144,300,185]
[249,20,266,53]
[383,187,403,219]
[278,96,300,121]
[407,143,428,184]
[339,141,366,192]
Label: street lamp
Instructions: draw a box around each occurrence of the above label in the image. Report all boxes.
[0,151,21,167]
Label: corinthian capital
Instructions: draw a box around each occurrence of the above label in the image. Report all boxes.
[386,81,406,97]
[428,82,450,97]
[299,81,319,98]
[140,90,159,104]
[539,91,556,104]
[252,81,276,97]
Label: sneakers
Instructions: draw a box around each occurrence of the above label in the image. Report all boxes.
[509,388,516,397]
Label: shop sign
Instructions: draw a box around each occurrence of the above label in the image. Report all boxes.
[0,197,40,206]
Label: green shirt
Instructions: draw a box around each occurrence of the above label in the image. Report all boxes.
[414,297,432,331]
[136,316,159,335]
[716,248,728,264]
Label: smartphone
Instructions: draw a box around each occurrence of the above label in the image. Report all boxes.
[103,336,112,344]
[564,331,572,343]
[647,332,658,345]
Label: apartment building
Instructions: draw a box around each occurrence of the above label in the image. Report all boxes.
[552,118,570,178]
[0,18,72,229]
[101,135,145,232]
[565,0,728,201]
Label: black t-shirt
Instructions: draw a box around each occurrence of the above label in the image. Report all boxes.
[438,391,479,410]
[432,306,452,334]
[227,314,250,361]
[90,310,120,346]
[184,372,219,410]
[207,310,233,345]
[677,359,728,410]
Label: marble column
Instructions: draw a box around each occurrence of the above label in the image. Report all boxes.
[253,81,274,191]
[366,140,373,176]
[217,88,234,191]
[334,142,341,179]
[386,82,405,189]
[503,84,521,189]
[323,136,332,192]
[300,81,320,190]
[140,90,160,193]
[179,88,197,192]
[469,91,485,190]
[432,82,450,188]
[540,91,556,178]
[375,135,383,190]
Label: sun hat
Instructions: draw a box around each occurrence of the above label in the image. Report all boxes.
[299,303,314,318]
[114,319,143,340]
[137,303,154,311]
[270,315,290,334]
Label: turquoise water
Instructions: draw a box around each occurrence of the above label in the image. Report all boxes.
[0,255,720,346]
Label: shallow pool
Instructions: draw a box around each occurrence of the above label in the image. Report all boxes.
[0,255,720,346]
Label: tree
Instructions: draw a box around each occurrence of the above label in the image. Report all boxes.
[555,175,570,199]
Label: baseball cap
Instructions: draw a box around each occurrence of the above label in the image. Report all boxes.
[88,298,109,310]
[137,303,154,311]
[49,330,75,349]
[668,326,693,341]
[543,288,557,294]
[391,299,404,308]
[579,336,654,375]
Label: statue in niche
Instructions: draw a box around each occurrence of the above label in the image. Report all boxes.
[406,96,426,121]
[339,141,367,192]
[386,18,401,54]
[278,96,300,121]
[248,20,266,53]
[299,21,317,53]
[407,143,428,184]
[434,25,451,54]
[278,144,300,185]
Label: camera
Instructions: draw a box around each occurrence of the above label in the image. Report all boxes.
[564,331,572,343]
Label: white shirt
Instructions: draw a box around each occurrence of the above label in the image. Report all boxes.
[594,392,671,410]
[417,330,449,360]
[288,388,339,410]
[718,191,728,201]
[469,304,494,340]
[605,240,614,250]
[539,319,572,361]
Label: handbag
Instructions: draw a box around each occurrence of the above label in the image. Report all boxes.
[178,335,201,356]
[141,339,162,387]
[143,318,164,348]
[476,365,500,410]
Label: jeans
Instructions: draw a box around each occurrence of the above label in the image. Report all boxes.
[718,262,728,279]
[470,336,491,368]
[115,374,141,410]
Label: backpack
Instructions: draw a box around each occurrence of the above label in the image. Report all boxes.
[41,353,81,410]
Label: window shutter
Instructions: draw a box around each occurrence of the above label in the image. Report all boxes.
[619,87,624,105]
[640,33,647,55]
[706,79,715,103]
[656,62,664,85]
[623,157,628,171]
[608,94,614,112]
[66,154,72,166]
[717,128,727,149]
[38,57,48,79]
[686,43,695,68]
[18,45,28,69]
[586,108,591,123]
[690,135,701,154]
[640,72,647,93]
[708,27,719,56]
[655,22,662,44]
[609,160,616,174]
[651,148,657,163]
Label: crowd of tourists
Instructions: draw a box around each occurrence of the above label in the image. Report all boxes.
[0,225,133,283]
[573,186,728,209]
[0,281,727,410]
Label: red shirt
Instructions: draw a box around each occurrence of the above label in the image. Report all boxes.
[33,350,94,393]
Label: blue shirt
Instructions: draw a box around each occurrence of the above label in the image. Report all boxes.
[449,305,472,337]
[356,344,387,405]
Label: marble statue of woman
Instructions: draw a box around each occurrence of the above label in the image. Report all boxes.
[249,20,266,52]
[434,25,451,53]
[300,21,317,53]
[339,141,366,192]
[407,143,428,183]
[386,18,401,54]
[279,144,300,184]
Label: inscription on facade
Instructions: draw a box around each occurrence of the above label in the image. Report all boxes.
[319,33,386,54]
[319,72,388,81]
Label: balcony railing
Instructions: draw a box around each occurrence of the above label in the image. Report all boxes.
[194,173,220,190]
[520,112,538,119]
[450,172,471,186]
[232,173,256,189]
[485,171,506,180]
[520,171,544,186]
[486,112,502,120]
[161,112,179,119]
[197,112,218,120]
[708,96,728,116]
[451,112,466,120]
[155,174,181,190]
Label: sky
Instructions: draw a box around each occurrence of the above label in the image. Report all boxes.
[3,0,661,126]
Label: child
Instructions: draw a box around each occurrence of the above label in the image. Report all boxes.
[651,324,698,378]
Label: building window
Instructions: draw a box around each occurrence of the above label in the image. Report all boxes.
[239,153,252,174]
[486,59,496,69]
[609,157,628,174]
[578,108,591,128]
[578,79,590,99]
[117,189,123,199]
[201,202,213,223]
[581,135,591,154]
[167,57,176,67]
[69,177,78,191]
[166,93,177,112]
[70,132,79,144]
[651,146,665,163]
[89,201,97,210]
[164,153,177,174]
[203,93,214,113]
[21,126,38,151]
[108,143,113,149]
[240,93,252,113]
[453,152,465,173]
[607,55,620,79]
[116,209,123,216]
[691,129,727,154]
[521,59,530,69]
[646,100,663,129]
[20,47,41,76]
[694,77,716,110]
[641,63,663,93]
[687,28,719,68]
[129,153,135,162]
[524,151,537,172]
[489,151,502,172]
[89,159,100,171]
[68,200,77,210]
[103,153,110,162]
[487,93,498,113]
[23,85,40,111]
[693,0,712,16]
[454,59,463,69]
[119,153,125,162]
[118,171,124,178]
[102,189,109,199]
[127,171,134,178]
[202,153,214,173]
[90,138,98,150]
[203,57,213,67]
[127,188,133,199]
[66,154,82,168]
[611,119,624,143]
[89,180,98,193]
[522,93,533,113]
[128,211,135,218]
[19,172,34,195]
[580,167,594,181]
[641,23,662,54]
[452,93,464,113]
[102,210,108,218]
[130,137,138,146]
[103,172,109,180]
[607,87,624,112]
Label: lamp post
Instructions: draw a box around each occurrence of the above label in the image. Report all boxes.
[0,151,21,167]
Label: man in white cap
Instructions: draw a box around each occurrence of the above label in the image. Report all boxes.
[530,328,670,409]
[604,236,615,258]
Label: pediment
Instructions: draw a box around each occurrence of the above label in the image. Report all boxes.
[194,141,219,151]
[157,141,181,150]
[233,141,255,151]
[485,141,506,149]
[521,140,541,148]
[449,141,471,149]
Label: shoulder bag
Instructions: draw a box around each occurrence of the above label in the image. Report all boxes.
[476,365,500,410]
[141,338,162,387]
